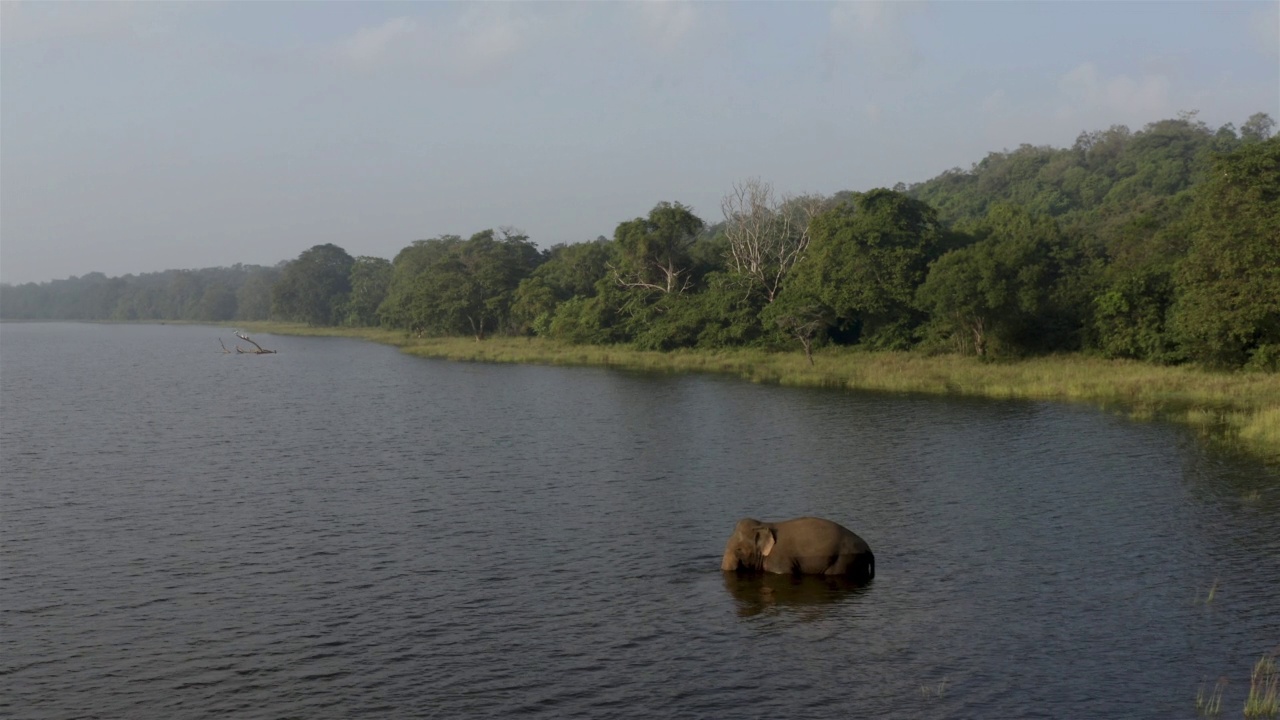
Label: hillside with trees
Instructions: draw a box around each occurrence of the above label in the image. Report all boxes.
[3,113,1275,370]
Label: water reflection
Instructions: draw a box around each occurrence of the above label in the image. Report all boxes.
[722,572,870,620]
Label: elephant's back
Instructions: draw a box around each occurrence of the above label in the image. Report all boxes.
[777,516,872,555]
[774,516,858,536]
[773,517,856,545]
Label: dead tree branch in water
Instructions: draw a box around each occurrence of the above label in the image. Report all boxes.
[219,338,232,353]
[232,331,277,354]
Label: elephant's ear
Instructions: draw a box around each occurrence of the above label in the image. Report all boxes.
[756,527,776,558]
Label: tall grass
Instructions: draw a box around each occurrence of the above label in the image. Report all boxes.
[235,323,1280,464]
[1246,655,1280,718]
[1197,679,1226,717]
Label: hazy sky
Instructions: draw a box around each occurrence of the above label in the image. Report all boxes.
[1,1,1276,284]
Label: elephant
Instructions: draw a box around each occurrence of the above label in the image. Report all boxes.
[721,517,874,582]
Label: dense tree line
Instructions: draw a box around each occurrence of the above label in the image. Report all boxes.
[3,113,1275,369]
[0,264,281,323]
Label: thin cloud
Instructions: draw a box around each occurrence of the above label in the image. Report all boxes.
[1251,3,1279,57]
[0,1,171,45]
[633,1,698,52]
[455,7,526,80]
[1058,62,1173,127]
[823,1,923,79]
[332,7,530,82]
[338,16,418,68]
[971,62,1177,155]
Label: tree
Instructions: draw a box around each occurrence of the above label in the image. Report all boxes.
[378,230,541,339]
[1173,137,1280,368]
[546,289,625,345]
[1092,268,1179,361]
[166,271,206,320]
[194,283,238,322]
[510,278,560,336]
[917,205,1064,357]
[111,282,163,321]
[531,239,614,300]
[510,239,615,335]
[630,272,765,351]
[760,289,831,364]
[720,178,824,303]
[1241,112,1276,143]
[782,189,944,349]
[1086,198,1190,362]
[236,267,280,321]
[343,256,392,326]
[379,236,462,332]
[271,244,355,326]
[611,201,704,294]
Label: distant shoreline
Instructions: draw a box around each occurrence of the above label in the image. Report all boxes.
[226,321,1280,467]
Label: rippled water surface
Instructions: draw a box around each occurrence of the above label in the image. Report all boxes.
[3,323,1278,719]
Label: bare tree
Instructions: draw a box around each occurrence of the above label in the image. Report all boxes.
[220,331,277,354]
[721,178,824,303]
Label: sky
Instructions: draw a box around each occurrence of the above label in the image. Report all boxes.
[1,1,1277,285]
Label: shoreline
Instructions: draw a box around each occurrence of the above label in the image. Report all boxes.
[230,321,1280,466]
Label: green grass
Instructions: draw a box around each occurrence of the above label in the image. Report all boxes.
[234,323,1280,465]
[1197,678,1226,717]
[1246,655,1280,718]
[1203,579,1219,605]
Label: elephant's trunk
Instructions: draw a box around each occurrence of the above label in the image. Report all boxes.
[721,550,738,572]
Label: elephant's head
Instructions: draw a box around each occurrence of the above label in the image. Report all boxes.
[721,518,774,572]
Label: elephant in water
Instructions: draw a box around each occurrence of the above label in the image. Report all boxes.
[721,517,874,582]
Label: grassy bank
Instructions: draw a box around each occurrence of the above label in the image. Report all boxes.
[236,322,1280,464]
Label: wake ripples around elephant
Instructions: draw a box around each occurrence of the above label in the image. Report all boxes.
[720,517,875,583]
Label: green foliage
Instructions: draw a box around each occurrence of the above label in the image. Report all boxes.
[630,272,766,351]
[5,112,1274,373]
[342,256,392,327]
[379,235,461,332]
[760,288,832,361]
[164,271,206,319]
[1081,192,1190,360]
[378,230,541,339]
[534,239,615,300]
[546,288,625,345]
[917,205,1065,356]
[1092,268,1180,362]
[908,114,1245,249]
[906,112,1273,368]
[1174,137,1280,367]
[612,201,705,294]
[1242,112,1277,143]
[0,264,279,322]
[235,267,280,321]
[784,188,943,349]
[510,239,615,335]
[271,243,355,326]
[510,278,559,336]
[194,283,238,322]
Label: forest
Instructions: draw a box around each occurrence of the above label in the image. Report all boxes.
[3,112,1277,370]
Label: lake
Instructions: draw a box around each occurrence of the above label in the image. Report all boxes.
[2,322,1277,719]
